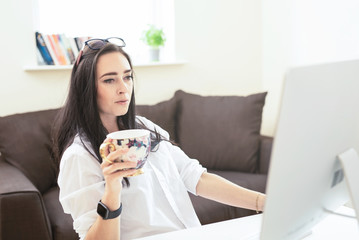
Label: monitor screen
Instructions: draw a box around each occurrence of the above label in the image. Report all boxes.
[260,59,359,240]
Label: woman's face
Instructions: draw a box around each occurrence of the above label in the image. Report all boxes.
[96,51,133,124]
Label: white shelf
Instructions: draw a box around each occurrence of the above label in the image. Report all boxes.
[24,60,187,71]
[24,65,73,71]
[133,60,187,67]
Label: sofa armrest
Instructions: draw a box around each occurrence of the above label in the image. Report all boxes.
[0,160,52,240]
[258,135,273,174]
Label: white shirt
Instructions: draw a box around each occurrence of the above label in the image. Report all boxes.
[58,116,206,240]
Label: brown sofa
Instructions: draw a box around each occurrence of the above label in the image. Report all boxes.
[0,90,272,240]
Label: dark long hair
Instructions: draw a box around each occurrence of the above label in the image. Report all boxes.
[52,43,161,186]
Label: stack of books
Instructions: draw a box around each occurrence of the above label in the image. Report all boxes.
[35,32,91,66]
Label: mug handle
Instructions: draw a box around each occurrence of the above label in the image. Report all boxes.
[99,142,116,163]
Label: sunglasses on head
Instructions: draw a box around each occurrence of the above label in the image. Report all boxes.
[76,37,126,66]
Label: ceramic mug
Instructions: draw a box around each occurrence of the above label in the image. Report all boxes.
[99,129,151,176]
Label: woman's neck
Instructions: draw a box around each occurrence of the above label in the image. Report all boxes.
[101,115,119,133]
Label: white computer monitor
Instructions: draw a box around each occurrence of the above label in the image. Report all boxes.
[260,59,359,240]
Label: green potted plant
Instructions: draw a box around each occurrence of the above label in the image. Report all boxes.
[141,25,166,62]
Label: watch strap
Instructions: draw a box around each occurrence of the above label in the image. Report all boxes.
[97,200,122,220]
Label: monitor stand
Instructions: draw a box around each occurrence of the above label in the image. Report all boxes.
[338,148,359,225]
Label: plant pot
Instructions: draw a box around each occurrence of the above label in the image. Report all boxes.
[149,48,160,62]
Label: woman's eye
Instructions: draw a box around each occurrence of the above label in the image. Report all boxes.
[104,79,114,83]
[124,75,133,81]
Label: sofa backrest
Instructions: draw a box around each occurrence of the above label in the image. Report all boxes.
[136,90,267,173]
[0,89,267,194]
[174,90,267,173]
[136,95,178,142]
[0,109,59,193]
[0,100,179,194]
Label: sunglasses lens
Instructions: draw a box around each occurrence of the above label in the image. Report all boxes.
[84,38,126,52]
[87,40,106,50]
[108,38,126,47]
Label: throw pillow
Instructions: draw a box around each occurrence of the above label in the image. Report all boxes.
[175,90,267,173]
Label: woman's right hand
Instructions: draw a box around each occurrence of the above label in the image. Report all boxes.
[100,138,137,194]
[85,139,136,240]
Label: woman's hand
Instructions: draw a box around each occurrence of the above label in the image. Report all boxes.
[100,138,137,194]
[86,138,135,240]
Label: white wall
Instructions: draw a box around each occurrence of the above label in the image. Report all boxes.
[0,0,263,122]
[0,0,69,114]
[261,0,359,136]
[260,0,292,136]
[2,0,358,137]
[135,0,263,105]
[290,0,359,66]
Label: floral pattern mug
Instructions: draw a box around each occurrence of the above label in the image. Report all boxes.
[99,129,151,176]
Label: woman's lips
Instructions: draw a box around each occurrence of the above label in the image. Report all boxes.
[115,100,129,105]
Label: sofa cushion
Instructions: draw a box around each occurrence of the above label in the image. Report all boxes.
[0,109,59,193]
[43,187,78,240]
[136,95,178,142]
[175,90,267,172]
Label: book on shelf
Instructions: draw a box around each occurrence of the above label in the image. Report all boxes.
[74,37,84,51]
[51,34,69,65]
[74,37,91,51]
[35,32,54,65]
[42,34,59,65]
[44,34,65,65]
[59,34,76,64]
[67,37,79,61]
[35,47,46,65]
[34,32,91,66]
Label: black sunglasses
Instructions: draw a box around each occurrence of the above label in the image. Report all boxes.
[76,37,126,66]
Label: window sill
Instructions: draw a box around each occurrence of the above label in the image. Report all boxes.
[23,60,187,72]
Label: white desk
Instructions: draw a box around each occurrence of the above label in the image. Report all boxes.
[304,206,359,240]
[136,207,358,240]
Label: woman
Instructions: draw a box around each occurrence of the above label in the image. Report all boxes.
[53,37,266,240]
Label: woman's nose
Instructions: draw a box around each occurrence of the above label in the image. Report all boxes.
[117,79,128,94]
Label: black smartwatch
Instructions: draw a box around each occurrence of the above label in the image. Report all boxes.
[97,200,122,220]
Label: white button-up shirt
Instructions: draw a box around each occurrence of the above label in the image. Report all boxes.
[58,116,206,240]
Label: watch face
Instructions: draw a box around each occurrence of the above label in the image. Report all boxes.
[97,202,109,219]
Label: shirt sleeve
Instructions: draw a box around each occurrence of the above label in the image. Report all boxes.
[167,144,207,195]
[137,116,206,195]
[57,142,105,240]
